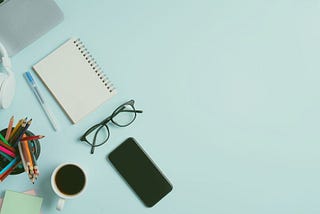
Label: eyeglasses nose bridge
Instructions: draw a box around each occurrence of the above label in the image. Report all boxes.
[100,116,112,125]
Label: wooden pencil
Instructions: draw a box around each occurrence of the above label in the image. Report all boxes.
[28,141,36,166]
[9,118,26,145]
[0,140,15,153]
[21,135,44,141]
[12,119,32,148]
[28,141,39,180]
[0,151,13,161]
[9,118,24,139]
[0,145,15,157]
[0,160,20,182]
[21,135,34,181]
[0,133,10,146]
[17,142,28,173]
[4,116,14,140]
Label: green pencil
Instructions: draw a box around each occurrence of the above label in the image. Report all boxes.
[0,133,10,145]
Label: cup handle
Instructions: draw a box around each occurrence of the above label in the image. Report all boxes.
[56,198,65,211]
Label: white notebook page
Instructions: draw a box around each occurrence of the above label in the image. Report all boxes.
[33,38,116,123]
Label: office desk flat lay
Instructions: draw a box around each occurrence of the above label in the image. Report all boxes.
[1,1,320,213]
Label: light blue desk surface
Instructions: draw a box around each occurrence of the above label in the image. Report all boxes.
[1,0,320,213]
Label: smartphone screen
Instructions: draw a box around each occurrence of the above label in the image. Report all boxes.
[108,137,173,207]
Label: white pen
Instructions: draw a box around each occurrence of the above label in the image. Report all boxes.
[25,71,59,131]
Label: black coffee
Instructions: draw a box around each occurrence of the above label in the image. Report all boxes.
[55,164,86,195]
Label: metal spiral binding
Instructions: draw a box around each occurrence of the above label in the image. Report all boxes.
[73,39,115,93]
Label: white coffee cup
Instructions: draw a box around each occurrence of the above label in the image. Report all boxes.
[51,163,87,211]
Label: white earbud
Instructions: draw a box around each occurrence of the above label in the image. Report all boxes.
[0,41,15,109]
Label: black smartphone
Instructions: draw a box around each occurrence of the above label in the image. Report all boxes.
[108,137,173,207]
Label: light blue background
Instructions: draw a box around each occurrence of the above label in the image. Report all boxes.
[1,0,320,213]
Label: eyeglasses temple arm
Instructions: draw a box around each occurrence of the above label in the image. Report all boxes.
[121,109,143,113]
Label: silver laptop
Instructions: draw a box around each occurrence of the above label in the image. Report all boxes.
[0,0,63,56]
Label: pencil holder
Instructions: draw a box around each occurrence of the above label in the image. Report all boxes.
[0,128,41,175]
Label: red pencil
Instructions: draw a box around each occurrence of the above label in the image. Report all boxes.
[20,135,44,141]
[0,141,16,153]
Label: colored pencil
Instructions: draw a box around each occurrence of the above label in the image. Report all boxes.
[0,140,15,152]
[20,135,34,182]
[18,142,28,174]
[21,135,44,141]
[12,119,32,147]
[0,159,20,182]
[0,157,19,175]
[0,145,15,157]
[28,141,38,181]
[0,133,10,146]
[0,151,13,161]
[9,118,26,145]
[28,141,36,166]
[4,116,14,140]
[9,118,24,139]
[21,139,32,164]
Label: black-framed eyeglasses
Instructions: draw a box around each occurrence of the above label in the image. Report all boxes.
[80,100,143,154]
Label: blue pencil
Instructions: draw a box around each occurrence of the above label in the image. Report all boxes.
[0,157,18,175]
[0,151,13,161]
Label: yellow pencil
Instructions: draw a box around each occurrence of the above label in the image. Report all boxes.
[9,118,24,140]
[9,119,27,145]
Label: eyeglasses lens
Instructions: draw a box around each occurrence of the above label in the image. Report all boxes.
[85,125,109,147]
[112,104,136,126]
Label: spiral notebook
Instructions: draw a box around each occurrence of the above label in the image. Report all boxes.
[33,38,116,124]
